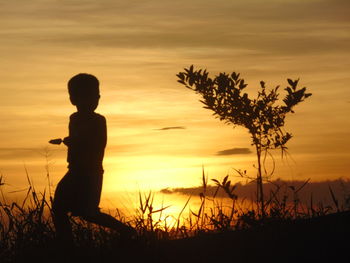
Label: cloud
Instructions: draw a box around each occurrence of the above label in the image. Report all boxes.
[155,126,186,131]
[216,148,252,156]
[4,0,349,56]
[160,178,350,207]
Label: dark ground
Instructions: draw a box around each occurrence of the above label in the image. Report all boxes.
[10,211,350,263]
[160,211,350,263]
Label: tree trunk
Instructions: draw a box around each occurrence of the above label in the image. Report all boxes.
[256,145,265,218]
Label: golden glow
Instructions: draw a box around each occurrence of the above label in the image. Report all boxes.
[99,190,243,229]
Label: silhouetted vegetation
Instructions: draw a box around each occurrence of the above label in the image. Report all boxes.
[0,170,349,262]
[177,66,312,217]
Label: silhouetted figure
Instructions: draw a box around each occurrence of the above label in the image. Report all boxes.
[51,73,135,247]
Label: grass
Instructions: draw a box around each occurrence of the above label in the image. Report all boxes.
[0,170,349,263]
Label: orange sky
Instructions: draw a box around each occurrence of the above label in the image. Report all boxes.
[1,0,349,202]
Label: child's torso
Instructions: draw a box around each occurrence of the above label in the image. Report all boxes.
[67,112,106,172]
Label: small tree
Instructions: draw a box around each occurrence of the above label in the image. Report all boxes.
[177,65,312,218]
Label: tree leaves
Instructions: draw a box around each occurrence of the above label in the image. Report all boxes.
[177,65,312,153]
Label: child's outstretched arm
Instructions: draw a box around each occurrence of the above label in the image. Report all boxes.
[49,137,71,145]
[62,136,71,146]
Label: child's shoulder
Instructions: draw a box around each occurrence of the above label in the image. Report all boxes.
[92,113,106,129]
[69,112,78,119]
[69,112,105,120]
[93,112,106,122]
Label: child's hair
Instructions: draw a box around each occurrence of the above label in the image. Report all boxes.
[68,73,99,99]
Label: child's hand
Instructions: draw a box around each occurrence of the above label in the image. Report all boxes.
[63,136,70,146]
[49,138,62,145]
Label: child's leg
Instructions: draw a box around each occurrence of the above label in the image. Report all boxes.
[52,204,73,244]
[81,211,136,236]
[52,174,74,245]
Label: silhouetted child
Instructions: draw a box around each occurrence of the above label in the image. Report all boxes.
[51,73,135,245]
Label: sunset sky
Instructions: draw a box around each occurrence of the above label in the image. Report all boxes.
[1,0,349,209]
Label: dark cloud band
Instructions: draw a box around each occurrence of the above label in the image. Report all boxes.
[216,148,252,156]
[155,126,186,131]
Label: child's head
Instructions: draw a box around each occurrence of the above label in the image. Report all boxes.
[68,73,100,113]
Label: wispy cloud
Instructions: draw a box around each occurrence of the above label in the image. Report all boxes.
[4,0,349,55]
[216,148,252,156]
[155,126,186,131]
